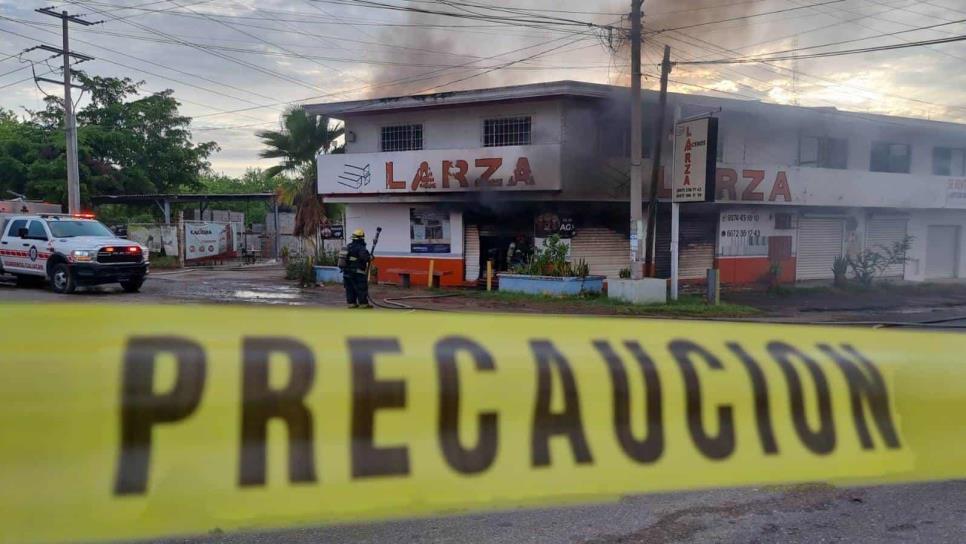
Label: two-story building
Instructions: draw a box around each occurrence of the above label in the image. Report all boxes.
[307,80,966,287]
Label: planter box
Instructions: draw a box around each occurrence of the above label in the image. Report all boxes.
[607,278,667,304]
[497,273,605,296]
[313,265,343,284]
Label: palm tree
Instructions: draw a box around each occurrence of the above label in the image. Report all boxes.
[257,106,344,239]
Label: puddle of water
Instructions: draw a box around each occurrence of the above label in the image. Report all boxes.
[231,290,301,301]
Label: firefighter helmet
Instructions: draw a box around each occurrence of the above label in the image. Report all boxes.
[352,228,365,239]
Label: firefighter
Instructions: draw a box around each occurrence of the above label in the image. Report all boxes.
[339,228,372,309]
[507,234,529,269]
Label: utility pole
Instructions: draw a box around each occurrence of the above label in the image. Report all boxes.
[35,7,98,215]
[629,0,644,279]
[643,45,672,277]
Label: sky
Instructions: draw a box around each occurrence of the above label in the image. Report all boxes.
[1,0,965,176]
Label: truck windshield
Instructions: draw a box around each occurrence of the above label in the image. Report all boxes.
[47,220,114,238]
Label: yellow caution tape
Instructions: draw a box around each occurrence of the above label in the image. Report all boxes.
[2,304,965,543]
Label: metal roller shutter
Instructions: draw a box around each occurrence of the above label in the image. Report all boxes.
[679,218,717,279]
[464,224,480,282]
[866,216,908,278]
[926,225,960,279]
[569,227,629,279]
[796,218,844,280]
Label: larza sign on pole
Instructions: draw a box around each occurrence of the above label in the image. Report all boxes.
[672,117,718,202]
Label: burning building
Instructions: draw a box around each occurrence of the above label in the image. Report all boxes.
[307,80,966,287]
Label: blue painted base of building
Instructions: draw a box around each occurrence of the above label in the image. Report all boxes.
[497,273,606,296]
[314,265,343,284]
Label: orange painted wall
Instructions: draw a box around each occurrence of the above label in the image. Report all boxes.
[717,257,796,285]
[372,256,465,286]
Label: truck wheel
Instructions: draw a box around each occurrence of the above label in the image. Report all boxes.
[120,277,144,293]
[50,263,76,294]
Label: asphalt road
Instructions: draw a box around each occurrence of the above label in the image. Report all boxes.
[149,482,966,544]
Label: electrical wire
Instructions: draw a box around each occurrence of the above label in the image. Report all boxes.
[313,0,617,33]
[68,0,337,93]
[7,8,611,69]
[646,0,846,35]
[188,33,602,119]
[0,23,275,127]
[675,33,966,64]
[735,17,966,57]
[164,0,370,86]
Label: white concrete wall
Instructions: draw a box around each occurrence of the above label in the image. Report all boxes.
[345,100,563,153]
[344,203,463,258]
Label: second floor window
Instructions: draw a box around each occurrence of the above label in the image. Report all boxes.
[870,141,911,174]
[484,116,531,147]
[381,124,422,152]
[799,136,848,169]
[933,147,966,176]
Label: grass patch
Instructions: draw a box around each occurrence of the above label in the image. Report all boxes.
[149,255,180,269]
[471,291,759,318]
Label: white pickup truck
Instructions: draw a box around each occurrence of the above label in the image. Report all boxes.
[0,214,149,294]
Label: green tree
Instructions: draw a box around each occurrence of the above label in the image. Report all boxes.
[75,74,218,196]
[198,168,288,226]
[4,75,217,206]
[256,106,343,238]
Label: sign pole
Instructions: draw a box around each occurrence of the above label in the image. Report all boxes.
[670,105,682,300]
[628,0,644,279]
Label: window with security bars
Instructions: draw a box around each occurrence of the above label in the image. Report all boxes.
[870,141,911,173]
[381,124,423,152]
[933,147,966,176]
[483,116,531,147]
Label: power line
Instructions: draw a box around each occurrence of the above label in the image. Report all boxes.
[656,13,966,114]
[69,0,526,62]
[312,0,618,33]
[647,0,846,34]
[68,0,337,93]
[5,15,613,69]
[0,23,289,129]
[675,33,966,64]
[405,0,625,16]
[0,16,279,103]
[742,17,966,56]
[190,33,601,119]
[797,0,966,64]
[164,0,369,86]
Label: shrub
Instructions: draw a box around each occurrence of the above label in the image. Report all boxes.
[847,235,913,287]
[513,235,584,277]
[285,256,316,287]
[314,247,340,267]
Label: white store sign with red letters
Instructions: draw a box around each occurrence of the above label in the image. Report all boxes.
[317,145,562,195]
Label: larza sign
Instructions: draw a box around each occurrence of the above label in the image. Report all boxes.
[317,145,562,195]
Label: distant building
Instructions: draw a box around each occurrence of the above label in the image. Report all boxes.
[307,80,966,286]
